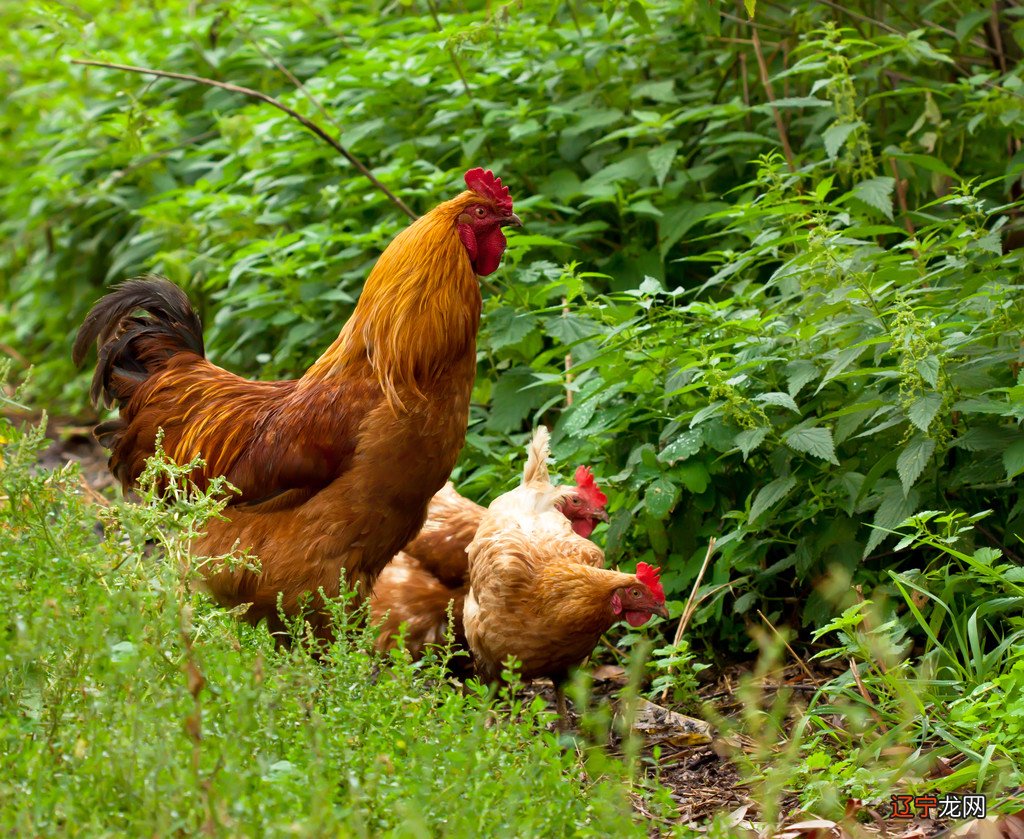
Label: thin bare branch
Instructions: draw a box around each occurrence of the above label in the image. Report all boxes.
[749,28,795,171]
[660,537,717,702]
[71,58,418,220]
[757,610,819,686]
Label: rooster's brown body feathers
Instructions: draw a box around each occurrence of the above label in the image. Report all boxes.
[73,184,511,639]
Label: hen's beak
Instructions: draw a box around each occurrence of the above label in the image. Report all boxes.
[502,213,523,228]
[653,603,670,619]
[594,509,610,523]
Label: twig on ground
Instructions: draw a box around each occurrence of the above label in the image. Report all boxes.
[848,657,888,732]
[0,343,30,367]
[675,537,718,646]
[757,610,820,687]
[888,157,917,242]
[79,475,111,508]
[660,537,717,701]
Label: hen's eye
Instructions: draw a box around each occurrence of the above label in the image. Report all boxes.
[631,589,641,598]
[474,206,487,217]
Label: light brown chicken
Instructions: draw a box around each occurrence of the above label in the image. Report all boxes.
[463,428,667,725]
[370,467,609,667]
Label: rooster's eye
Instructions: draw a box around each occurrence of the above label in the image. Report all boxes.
[474,206,487,217]
[631,589,641,598]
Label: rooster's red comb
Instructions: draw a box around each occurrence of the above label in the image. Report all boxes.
[636,562,665,604]
[574,465,608,509]
[464,168,513,214]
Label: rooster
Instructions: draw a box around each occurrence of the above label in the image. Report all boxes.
[463,428,667,725]
[371,466,609,665]
[73,168,521,642]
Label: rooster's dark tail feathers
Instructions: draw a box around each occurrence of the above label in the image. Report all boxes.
[72,276,205,423]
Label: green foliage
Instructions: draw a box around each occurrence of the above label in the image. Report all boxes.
[4,0,1024,645]
[0,412,640,835]
[5,0,1024,823]
[712,512,1024,824]
[5,1,1024,817]
[648,638,710,711]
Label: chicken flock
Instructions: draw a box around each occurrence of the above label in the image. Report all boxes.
[73,168,668,722]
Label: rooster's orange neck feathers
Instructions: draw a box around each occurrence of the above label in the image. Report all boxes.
[304,192,484,408]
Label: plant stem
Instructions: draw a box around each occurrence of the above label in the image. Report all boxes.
[71,58,418,221]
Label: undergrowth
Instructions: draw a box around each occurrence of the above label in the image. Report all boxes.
[0,410,641,836]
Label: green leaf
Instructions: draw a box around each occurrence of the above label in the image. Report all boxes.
[784,427,839,465]
[658,201,728,259]
[917,355,940,387]
[786,360,819,397]
[564,108,625,136]
[755,391,800,413]
[908,392,943,433]
[486,307,538,350]
[955,9,990,43]
[897,435,935,495]
[1003,438,1024,480]
[485,369,553,433]
[735,427,769,460]
[676,461,710,494]
[743,0,756,16]
[822,121,861,159]
[817,345,866,393]
[658,428,704,464]
[604,508,633,558]
[627,0,651,29]
[849,177,895,220]
[749,476,797,523]
[648,141,681,187]
[645,477,680,519]
[864,487,919,556]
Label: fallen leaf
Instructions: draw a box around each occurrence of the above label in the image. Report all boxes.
[623,699,713,748]
[590,664,627,684]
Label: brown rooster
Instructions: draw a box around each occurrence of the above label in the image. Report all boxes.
[463,428,667,725]
[371,466,609,665]
[73,168,521,642]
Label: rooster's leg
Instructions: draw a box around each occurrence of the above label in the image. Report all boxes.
[555,683,569,732]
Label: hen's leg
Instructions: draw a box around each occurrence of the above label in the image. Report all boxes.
[555,683,569,732]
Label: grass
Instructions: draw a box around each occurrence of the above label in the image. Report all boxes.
[5,388,1024,837]
[0,409,644,837]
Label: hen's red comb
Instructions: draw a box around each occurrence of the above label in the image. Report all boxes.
[464,168,513,214]
[636,562,665,604]
[574,465,608,508]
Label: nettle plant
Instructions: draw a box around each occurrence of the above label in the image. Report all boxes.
[488,157,1024,644]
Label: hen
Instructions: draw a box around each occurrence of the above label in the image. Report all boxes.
[371,466,608,665]
[73,168,520,642]
[463,428,667,724]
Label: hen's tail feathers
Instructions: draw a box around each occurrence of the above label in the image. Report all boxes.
[521,426,551,487]
[72,276,205,417]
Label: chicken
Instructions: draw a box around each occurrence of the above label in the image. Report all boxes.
[370,466,609,666]
[402,466,609,587]
[72,168,521,642]
[463,428,668,725]
[399,482,485,588]
[371,554,472,670]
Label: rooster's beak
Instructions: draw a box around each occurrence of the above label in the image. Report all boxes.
[594,509,609,523]
[503,213,523,228]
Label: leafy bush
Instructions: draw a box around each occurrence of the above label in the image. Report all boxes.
[0,408,640,835]
[3,2,1024,642]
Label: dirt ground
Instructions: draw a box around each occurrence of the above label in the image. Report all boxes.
[26,420,1020,839]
